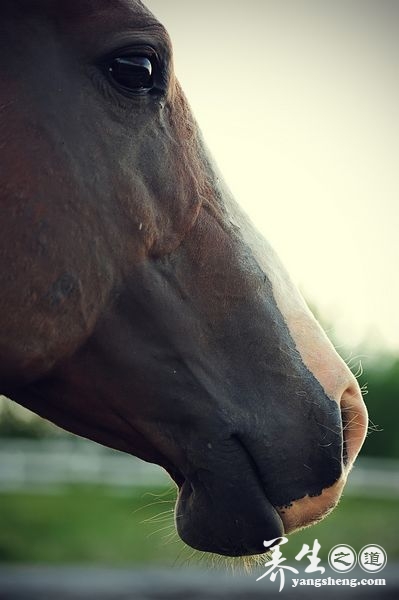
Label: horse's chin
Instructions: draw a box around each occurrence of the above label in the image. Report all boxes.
[173,473,284,557]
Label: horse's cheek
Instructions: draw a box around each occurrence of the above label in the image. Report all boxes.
[139,121,203,257]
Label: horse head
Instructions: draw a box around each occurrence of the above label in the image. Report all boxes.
[0,0,367,556]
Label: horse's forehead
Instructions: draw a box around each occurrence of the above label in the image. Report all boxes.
[1,1,170,59]
[54,0,155,27]
[2,0,157,30]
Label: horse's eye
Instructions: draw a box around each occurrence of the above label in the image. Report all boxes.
[107,56,153,93]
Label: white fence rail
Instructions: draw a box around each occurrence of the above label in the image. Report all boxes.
[0,438,398,497]
[0,438,169,491]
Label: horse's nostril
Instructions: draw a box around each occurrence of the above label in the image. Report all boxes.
[339,381,368,471]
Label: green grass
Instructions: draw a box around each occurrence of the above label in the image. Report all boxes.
[0,485,183,566]
[0,486,398,567]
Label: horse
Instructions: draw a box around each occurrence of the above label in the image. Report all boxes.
[0,0,367,557]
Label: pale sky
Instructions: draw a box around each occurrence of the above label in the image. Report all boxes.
[146,0,399,357]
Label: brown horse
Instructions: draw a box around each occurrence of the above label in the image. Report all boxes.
[0,0,367,556]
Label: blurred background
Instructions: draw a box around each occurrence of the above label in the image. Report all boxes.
[1,0,398,597]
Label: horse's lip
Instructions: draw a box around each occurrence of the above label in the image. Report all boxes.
[173,469,284,556]
[162,439,284,556]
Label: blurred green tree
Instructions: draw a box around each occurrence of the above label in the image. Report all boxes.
[359,357,399,459]
[0,396,61,438]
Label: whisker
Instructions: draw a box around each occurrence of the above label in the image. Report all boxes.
[147,522,177,539]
